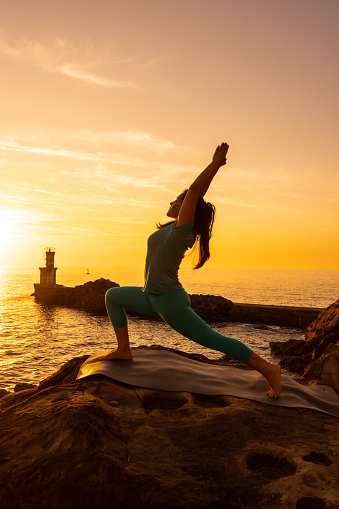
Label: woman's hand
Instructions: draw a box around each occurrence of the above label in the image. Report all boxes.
[212,142,229,167]
[177,141,230,226]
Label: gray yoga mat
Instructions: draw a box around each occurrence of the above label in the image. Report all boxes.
[76,348,339,419]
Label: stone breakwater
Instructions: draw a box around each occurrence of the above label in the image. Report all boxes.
[0,346,338,509]
[33,278,321,327]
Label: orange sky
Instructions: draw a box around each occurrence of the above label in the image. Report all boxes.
[0,0,338,269]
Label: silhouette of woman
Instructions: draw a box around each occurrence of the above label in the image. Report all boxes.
[100,143,281,397]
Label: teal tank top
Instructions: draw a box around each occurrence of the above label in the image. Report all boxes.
[143,219,195,294]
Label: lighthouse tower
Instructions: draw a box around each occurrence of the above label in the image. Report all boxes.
[39,247,57,285]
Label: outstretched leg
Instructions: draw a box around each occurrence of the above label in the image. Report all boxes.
[99,286,159,361]
[150,290,281,398]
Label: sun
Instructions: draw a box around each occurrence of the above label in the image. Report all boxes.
[0,209,20,251]
[0,221,17,250]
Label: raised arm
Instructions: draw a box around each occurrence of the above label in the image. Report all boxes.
[177,142,229,226]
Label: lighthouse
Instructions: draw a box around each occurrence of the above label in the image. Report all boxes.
[39,247,57,285]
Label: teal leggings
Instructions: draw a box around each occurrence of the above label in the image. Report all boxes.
[105,286,253,364]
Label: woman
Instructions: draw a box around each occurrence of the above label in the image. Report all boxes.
[100,143,281,398]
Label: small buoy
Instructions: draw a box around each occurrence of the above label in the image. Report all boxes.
[87,269,90,274]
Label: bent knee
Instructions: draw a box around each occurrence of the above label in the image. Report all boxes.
[105,286,120,304]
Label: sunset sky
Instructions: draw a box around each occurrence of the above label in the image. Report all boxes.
[1,0,338,269]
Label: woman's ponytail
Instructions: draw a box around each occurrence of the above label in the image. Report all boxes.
[192,196,215,269]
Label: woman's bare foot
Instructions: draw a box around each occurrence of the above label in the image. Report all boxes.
[248,352,282,398]
[264,364,282,398]
[97,348,133,361]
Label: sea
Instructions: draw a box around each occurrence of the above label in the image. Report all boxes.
[1,265,338,391]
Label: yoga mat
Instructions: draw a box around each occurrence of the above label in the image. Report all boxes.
[76,348,339,419]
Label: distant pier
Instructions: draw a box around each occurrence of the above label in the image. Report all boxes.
[227,302,322,329]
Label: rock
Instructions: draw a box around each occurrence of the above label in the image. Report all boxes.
[73,278,119,313]
[0,347,338,509]
[296,343,339,390]
[270,339,309,357]
[34,278,120,314]
[14,383,37,392]
[277,354,313,374]
[269,339,311,374]
[38,354,90,390]
[305,299,339,360]
[189,294,233,321]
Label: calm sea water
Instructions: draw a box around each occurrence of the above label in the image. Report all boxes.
[1,265,338,391]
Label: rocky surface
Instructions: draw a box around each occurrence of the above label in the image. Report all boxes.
[0,346,338,509]
[270,299,339,390]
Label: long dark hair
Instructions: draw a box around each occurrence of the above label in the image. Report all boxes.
[157,190,216,269]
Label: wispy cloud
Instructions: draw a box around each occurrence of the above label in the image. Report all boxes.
[0,130,174,156]
[0,138,139,164]
[64,130,175,151]
[58,64,142,89]
[0,31,142,89]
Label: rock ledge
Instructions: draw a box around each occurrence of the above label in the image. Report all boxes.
[0,346,338,509]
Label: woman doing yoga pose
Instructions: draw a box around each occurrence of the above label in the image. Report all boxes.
[100,143,281,398]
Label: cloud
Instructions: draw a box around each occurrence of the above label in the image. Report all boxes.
[0,31,141,89]
[0,33,75,72]
[64,130,175,151]
[0,129,193,205]
[0,129,174,156]
[0,137,140,164]
[58,64,142,89]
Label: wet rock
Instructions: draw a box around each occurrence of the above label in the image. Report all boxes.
[0,347,338,509]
